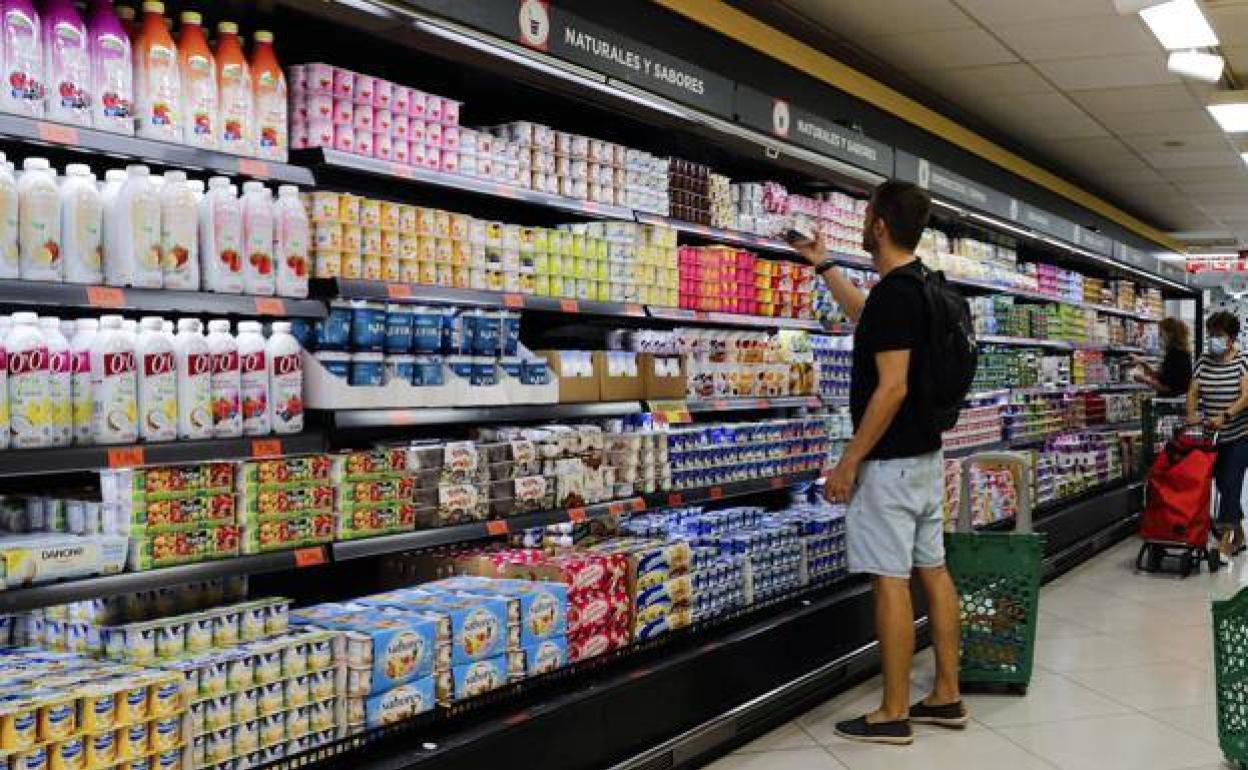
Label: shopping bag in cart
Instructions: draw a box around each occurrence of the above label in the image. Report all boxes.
[1136,426,1219,576]
[1213,586,1248,767]
[946,452,1045,694]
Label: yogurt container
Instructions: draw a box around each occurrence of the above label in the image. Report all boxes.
[413,356,443,387]
[471,357,498,387]
[223,654,252,693]
[384,355,416,386]
[383,304,413,353]
[233,688,258,723]
[314,351,350,380]
[349,352,384,387]
[410,306,442,353]
[349,301,386,352]
[119,722,148,760]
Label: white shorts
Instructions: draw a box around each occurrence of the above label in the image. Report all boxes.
[846,451,945,578]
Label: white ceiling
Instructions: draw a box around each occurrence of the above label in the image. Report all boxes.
[773,0,1248,248]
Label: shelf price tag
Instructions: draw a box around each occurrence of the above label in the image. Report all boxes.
[711,400,730,411]
[485,520,510,536]
[502,293,525,309]
[251,439,283,458]
[386,283,413,300]
[606,502,625,517]
[87,286,125,308]
[37,122,79,144]
[629,498,646,512]
[624,304,644,317]
[238,159,271,178]
[667,492,684,506]
[559,299,579,313]
[567,507,588,523]
[107,446,145,468]
[254,297,286,316]
[649,400,691,425]
[294,546,327,568]
[708,486,724,500]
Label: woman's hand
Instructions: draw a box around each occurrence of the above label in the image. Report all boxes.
[1187,413,1204,426]
[1209,414,1227,431]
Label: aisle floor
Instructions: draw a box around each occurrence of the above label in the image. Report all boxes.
[703,538,1245,770]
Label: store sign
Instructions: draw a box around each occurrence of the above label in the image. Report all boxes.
[1187,255,1248,273]
[1074,227,1113,257]
[1014,204,1077,244]
[1114,242,1154,271]
[894,151,1015,220]
[735,87,894,177]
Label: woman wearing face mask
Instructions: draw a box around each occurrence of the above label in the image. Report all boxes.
[1188,310,1248,558]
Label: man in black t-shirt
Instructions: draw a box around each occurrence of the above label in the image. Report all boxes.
[795,181,966,746]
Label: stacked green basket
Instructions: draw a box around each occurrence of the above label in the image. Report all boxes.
[1214,588,1248,767]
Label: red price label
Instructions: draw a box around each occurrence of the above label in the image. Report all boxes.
[294,546,327,568]
[606,502,625,517]
[86,286,125,308]
[107,446,145,468]
[711,400,730,410]
[388,410,418,426]
[770,476,788,489]
[629,498,646,512]
[251,439,283,458]
[254,297,286,315]
[567,507,587,523]
[238,158,271,178]
[37,122,79,144]
[624,303,644,317]
[667,492,684,506]
[756,399,771,409]
[709,486,724,500]
[486,520,510,536]
[389,163,414,179]
[503,293,525,309]
[559,299,579,313]
[386,283,413,300]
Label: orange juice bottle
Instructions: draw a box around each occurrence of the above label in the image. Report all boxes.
[133,0,180,142]
[250,30,287,162]
[177,11,215,148]
[215,21,252,155]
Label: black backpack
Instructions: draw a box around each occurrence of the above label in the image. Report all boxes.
[897,263,978,432]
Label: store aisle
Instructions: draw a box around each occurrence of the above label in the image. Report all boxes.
[702,538,1245,770]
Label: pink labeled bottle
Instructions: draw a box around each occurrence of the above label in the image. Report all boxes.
[42,0,91,126]
[2,0,46,117]
[176,10,215,148]
[240,181,274,295]
[133,1,180,142]
[215,21,252,155]
[250,30,286,162]
[87,0,134,135]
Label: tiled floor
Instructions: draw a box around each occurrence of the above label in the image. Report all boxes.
[700,538,1247,770]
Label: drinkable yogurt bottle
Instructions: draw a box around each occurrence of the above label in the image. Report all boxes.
[136,316,175,442]
[70,316,97,445]
[39,316,71,446]
[199,177,242,293]
[237,320,269,435]
[18,157,62,281]
[240,181,274,296]
[267,321,301,434]
[0,315,12,449]
[205,319,241,437]
[60,163,103,284]
[90,314,137,445]
[7,311,48,448]
[0,154,19,279]
[273,185,308,298]
[174,317,211,439]
[104,165,162,288]
[160,170,199,289]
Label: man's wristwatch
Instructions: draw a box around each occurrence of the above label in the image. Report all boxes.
[814,258,836,275]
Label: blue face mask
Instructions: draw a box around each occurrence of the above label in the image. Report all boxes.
[1211,336,1230,356]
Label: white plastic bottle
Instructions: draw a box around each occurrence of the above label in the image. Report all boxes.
[237,320,268,435]
[266,321,302,435]
[60,164,103,284]
[18,158,62,282]
[38,317,71,446]
[7,312,47,448]
[274,185,308,298]
[240,181,274,296]
[0,155,19,279]
[159,170,199,290]
[205,319,240,437]
[100,168,128,287]
[0,316,12,450]
[198,177,242,293]
[69,316,97,445]
[105,165,162,288]
[89,314,137,445]
[173,318,211,439]
[136,316,175,442]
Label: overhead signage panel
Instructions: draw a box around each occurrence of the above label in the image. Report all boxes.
[1015,204,1077,244]
[735,87,894,177]
[894,152,1015,220]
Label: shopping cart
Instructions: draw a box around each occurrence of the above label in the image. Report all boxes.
[946,452,1044,695]
[1213,586,1248,768]
[1136,424,1219,577]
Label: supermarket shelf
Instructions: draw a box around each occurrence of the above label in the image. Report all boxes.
[324,402,644,430]
[684,396,823,413]
[0,551,316,613]
[335,470,820,562]
[318,278,646,317]
[978,335,1145,354]
[965,383,1151,401]
[646,305,825,331]
[0,114,314,185]
[0,280,327,318]
[297,148,634,220]
[0,431,326,476]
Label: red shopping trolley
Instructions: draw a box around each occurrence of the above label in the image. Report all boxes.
[1136,425,1220,577]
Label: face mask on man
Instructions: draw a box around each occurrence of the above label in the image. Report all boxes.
[1210,336,1230,356]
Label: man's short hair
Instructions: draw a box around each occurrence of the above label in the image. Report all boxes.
[871,180,931,251]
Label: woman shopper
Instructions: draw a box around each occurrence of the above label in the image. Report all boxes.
[1133,317,1192,397]
[1188,311,1248,558]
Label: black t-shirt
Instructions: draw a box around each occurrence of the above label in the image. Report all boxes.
[849,260,942,460]
[1157,348,1192,397]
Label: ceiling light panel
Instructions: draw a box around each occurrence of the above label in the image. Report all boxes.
[1168,50,1224,81]
[1140,0,1219,49]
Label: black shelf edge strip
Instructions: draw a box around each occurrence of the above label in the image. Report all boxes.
[684,397,822,413]
[328,402,645,430]
[0,280,327,318]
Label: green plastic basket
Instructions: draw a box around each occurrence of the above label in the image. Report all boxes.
[1213,586,1248,767]
[947,452,1045,690]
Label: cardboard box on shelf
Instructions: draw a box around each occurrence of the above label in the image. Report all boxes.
[641,354,686,400]
[595,351,644,401]
[538,351,601,403]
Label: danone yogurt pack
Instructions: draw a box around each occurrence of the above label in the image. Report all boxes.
[329,449,420,542]
[237,456,335,555]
